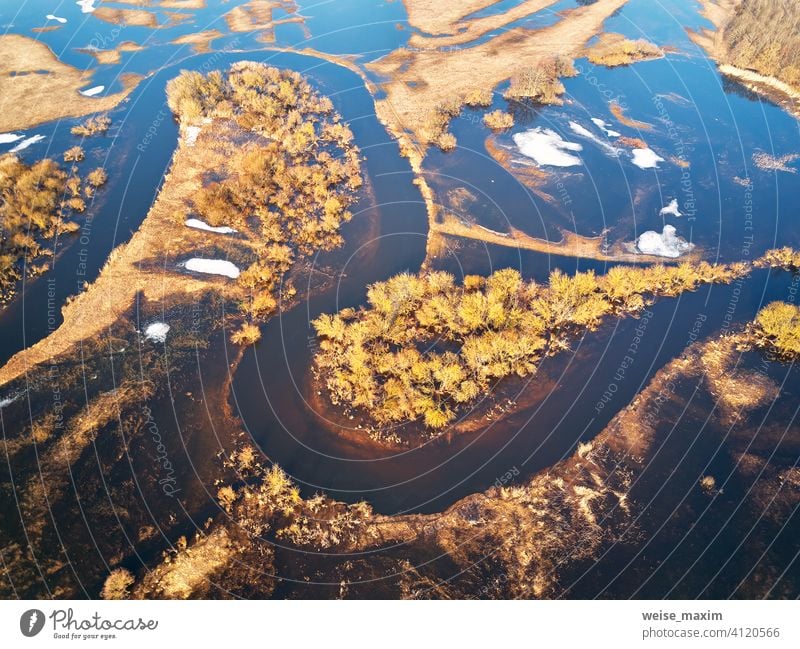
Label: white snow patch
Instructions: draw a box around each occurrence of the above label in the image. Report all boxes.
[0,391,22,409]
[631,148,665,169]
[46,14,68,23]
[568,121,621,156]
[184,258,240,278]
[0,132,24,145]
[184,125,201,146]
[144,322,170,343]
[513,127,583,167]
[10,134,45,152]
[636,225,694,258]
[659,198,682,217]
[185,218,237,234]
[590,118,621,138]
[80,85,105,97]
[76,0,97,13]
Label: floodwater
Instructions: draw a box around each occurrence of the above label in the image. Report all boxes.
[1,0,799,596]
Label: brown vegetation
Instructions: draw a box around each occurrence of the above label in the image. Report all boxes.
[0,35,138,132]
[401,0,502,35]
[130,308,800,599]
[431,213,684,264]
[160,0,206,8]
[125,304,800,599]
[368,0,629,155]
[717,0,800,87]
[483,110,515,130]
[71,115,112,137]
[0,154,103,303]
[92,7,161,27]
[617,135,649,149]
[171,30,224,53]
[691,0,800,115]
[609,101,653,130]
[101,568,135,600]
[756,246,800,270]
[748,302,800,359]
[166,64,362,334]
[313,261,750,430]
[0,62,360,386]
[63,146,85,163]
[408,0,560,49]
[700,334,779,422]
[752,152,799,174]
[81,41,143,65]
[585,32,662,67]
[505,56,577,105]
[224,0,303,41]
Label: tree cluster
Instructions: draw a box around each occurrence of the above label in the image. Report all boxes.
[313,261,750,430]
[751,301,800,358]
[166,63,363,341]
[723,0,800,87]
[0,154,106,303]
[504,56,577,105]
[586,35,662,67]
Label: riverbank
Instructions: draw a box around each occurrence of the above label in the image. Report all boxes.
[0,35,140,132]
[690,0,800,120]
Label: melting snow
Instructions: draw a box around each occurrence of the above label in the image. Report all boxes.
[184,125,201,146]
[76,0,97,13]
[80,85,105,97]
[0,132,24,145]
[10,134,45,152]
[0,392,22,409]
[631,148,665,169]
[568,121,621,156]
[659,198,682,217]
[144,322,170,343]
[46,14,68,23]
[513,127,583,167]
[184,258,240,278]
[185,218,237,234]
[590,118,621,138]
[636,225,694,258]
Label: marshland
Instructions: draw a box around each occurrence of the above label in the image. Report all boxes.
[0,0,799,600]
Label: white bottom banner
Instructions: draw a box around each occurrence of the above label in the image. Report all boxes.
[0,600,798,647]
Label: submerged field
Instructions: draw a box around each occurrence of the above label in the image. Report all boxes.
[1,0,799,600]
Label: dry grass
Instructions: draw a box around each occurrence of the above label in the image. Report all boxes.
[172,30,224,53]
[81,41,143,65]
[0,63,359,387]
[132,317,794,598]
[401,0,502,35]
[224,0,301,34]
[609,101,653,130]
[585,32,662,66]
[19,381,153,541]
[0,118,245,387]
[71,115,112,137]
[134,528,235,598]
[160,0,206,8]
[431,216,672,263]
[690,0,800,118]
[753,151,799,173]
[369,0,629,154]
[617,135,649,149]
[93,6,161,27]
[0,35,139,132]
[700,336,779,420]
[409,0,560,49]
